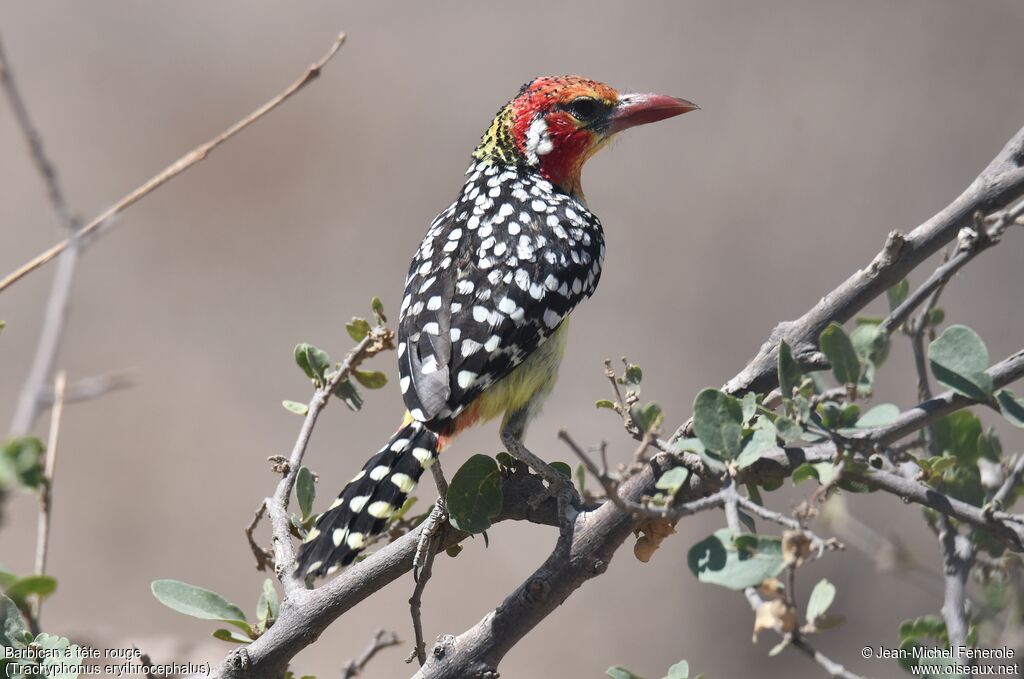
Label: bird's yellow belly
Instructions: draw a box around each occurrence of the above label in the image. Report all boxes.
[442,320,570,439]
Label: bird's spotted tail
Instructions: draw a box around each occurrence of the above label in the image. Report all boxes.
[297,420,438,578]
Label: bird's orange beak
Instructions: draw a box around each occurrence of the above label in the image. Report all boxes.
[608,93,698,133]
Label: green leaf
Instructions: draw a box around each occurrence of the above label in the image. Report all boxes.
[740,393,758,424]
[899,614,946,642]
[445,544,463,558]
[944,462,984,507]
[595,399,615,410]
[295,467,315,520]
[687,528,785,590]
[294,343,330,383]
[447,454,503,534]
[777,340,802,400]
[0,437,45,490]
[792,462,836,486]
[886,279,909,311]
[819,323,861,385]
[977,428,1002,462]
[353,369,387,389]
[934,411,982,463]
[692,388,744,458]
[663,660,689,679]
[850,322,890,367]
[212,628,252,644]
[281,400,308,415]
[928,325,993,400]
[736,419,777,469]
[995,389,1024,428]
[4,575,56,606]
[151,580,251,634]
[623,364,643,388]
[550,461,572,478]
[0,594,29,649]
[655,467,689,498]
[256,578,279,631]
[805,578,836,622]
[607,667,645,679]
[332,379,363,411]
[33,633,84,679]
[575,463,587,494]
[371,296,387,323]
[630,402,663,432]
[346,317,371,342]
[929,455,957,475]
[495,452,515,470]
[853,403,900,429]
[774,417,803,444]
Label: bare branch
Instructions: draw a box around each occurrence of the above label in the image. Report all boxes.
[36,370,135,407]
[992,454,1024,510]
[0,31,348,294]
[341,629,401,679]
[2,36,83,437]
[31,370,66,628]
[267,327,392,598]
[0,35,75,230]
[245,502,274,572]
[722,486,868,679]
[879,200,1024,337]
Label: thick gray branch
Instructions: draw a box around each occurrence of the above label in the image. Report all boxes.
[714,124,1024,403]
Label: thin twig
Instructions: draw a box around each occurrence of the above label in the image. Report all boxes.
[992,454,1024,510]
[724,486,867,678]
[734,494,842,558]
[560,430,716,519]
[342,629,401,678]
[879,201,1024,336]
[37,370,135,407]
[245,502,274,572]
[0,31,348,294]
[0,35,75,229]
[2,36,83,437]
[32,370,66,627]
[267,325,392,598]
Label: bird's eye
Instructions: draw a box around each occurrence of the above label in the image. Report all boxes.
[566,97,598,122]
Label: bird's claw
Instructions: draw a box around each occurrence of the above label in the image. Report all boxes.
[414,497,447,581]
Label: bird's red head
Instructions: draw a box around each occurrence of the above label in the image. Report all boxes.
[474,76,697,196]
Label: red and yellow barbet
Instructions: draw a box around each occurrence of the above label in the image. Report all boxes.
[298,76,696,578]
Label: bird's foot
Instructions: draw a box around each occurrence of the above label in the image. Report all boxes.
[414,496,447,582]
[500,430,582,518]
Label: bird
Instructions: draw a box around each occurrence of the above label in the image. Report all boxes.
[297,76,696,579]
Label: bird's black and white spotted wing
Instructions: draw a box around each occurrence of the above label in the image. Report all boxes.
[397,162,605,430]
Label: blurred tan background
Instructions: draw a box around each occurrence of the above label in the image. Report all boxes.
[2,1,1024,677]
